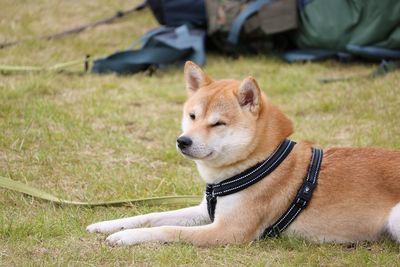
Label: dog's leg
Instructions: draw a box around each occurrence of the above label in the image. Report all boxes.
[87,199,209,234]
[106,219,254,246]
[387,202,400,243]
[106,194,256,246]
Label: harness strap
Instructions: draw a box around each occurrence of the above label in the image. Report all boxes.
[261,147,323,238]
[227,0,273,45]
[206,139,296,221]
[206,185,217,221]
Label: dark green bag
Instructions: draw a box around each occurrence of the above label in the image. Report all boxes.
[295,0,400,51]
[286,0,400,61]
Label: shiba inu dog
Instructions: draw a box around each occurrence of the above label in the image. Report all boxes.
[87,61,400,246]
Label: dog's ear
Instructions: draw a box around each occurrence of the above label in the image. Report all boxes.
[238,76,261,113]
[184,61,212,96]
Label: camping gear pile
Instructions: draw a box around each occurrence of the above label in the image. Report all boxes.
[92,0,400,75]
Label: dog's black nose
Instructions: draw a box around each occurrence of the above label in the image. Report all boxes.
[177,136,192,149]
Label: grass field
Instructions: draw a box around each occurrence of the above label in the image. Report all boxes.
[1,0,400,266]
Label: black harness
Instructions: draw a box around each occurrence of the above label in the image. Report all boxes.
[205,139,323,239]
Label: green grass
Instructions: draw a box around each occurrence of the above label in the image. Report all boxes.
[1,0,400,266]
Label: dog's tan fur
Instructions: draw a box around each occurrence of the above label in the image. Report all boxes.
[87,62,400,246]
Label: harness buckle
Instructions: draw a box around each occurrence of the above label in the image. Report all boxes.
[205,187,217,222]
[296,180,314,206]
[206,192,214,201]
[271,225,281,237]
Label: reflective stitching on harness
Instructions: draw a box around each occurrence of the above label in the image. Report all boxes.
[214,142,293,195]
[280,207,302,231]
[262,150,317,234]
[213,140,289,188]
[262,148,323,238]
[205,140,296,222]
[306,149,315,182]
[312,149,322,183]
[273,203,296,226]
[204,140,323,238]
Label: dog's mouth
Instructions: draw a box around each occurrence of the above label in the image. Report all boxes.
[181,150,213,160]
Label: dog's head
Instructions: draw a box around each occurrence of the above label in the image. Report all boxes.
[176,62,266,168]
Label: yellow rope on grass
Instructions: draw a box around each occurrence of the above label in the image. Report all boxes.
[0,176,201,207]
[0,58,90,73]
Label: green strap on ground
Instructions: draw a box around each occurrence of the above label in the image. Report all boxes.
[0,176,201,207]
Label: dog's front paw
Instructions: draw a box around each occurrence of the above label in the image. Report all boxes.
[86,220,125,234]
[106,230,137,246]
[106,228,159,246]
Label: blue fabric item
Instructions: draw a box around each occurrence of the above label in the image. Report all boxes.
[297,0,314,10]
[147,0,207,27]
[129,27,171,49]
[91,47,192,74]
[92,25,206,75]
[346,45,400,60]
[282,46,400,63]
[148,25,206,65]
[162,0,207,27]
[281,49,338,62]
[227,0,272,45]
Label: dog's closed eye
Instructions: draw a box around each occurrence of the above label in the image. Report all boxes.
[210,121,226,127]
